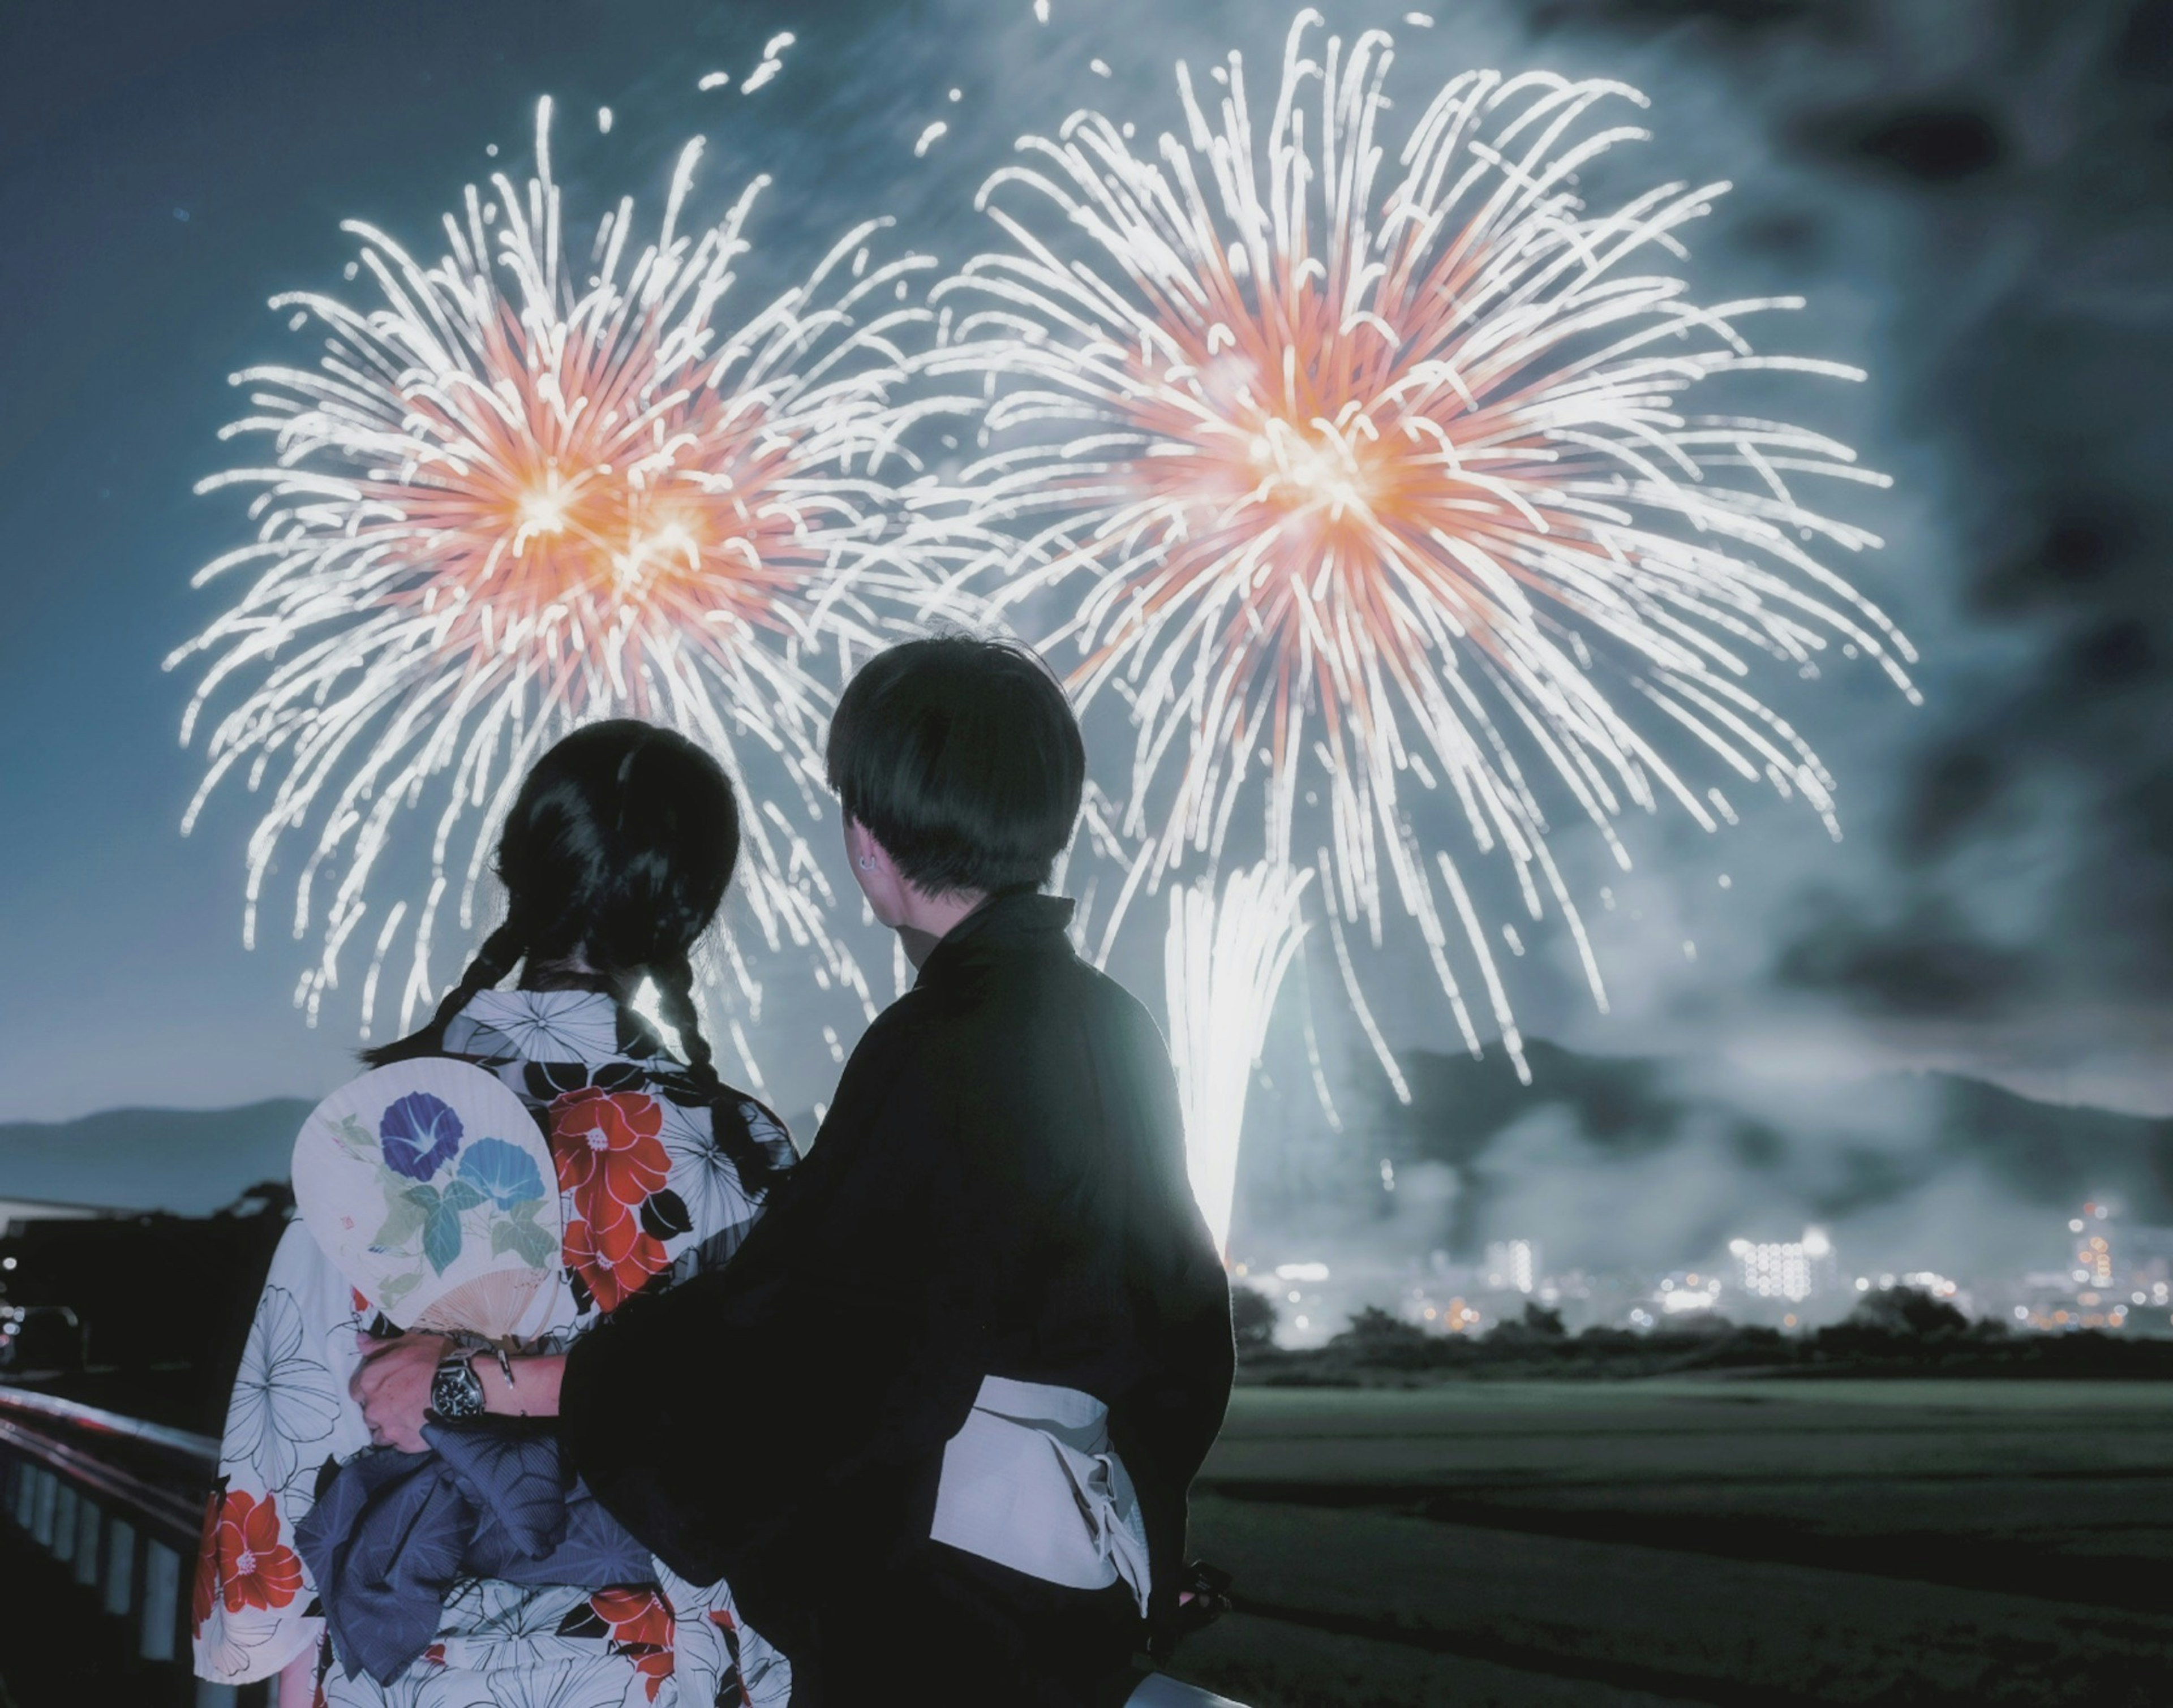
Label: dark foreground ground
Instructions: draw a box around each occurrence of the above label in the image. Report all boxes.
[1165,1380,2173,1708]
[5,1378,2166,1705]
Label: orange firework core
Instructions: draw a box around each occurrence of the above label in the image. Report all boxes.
[1083,229,1586,773]
[360,307,811,690]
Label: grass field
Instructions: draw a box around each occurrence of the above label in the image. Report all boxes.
[1163,1380,2173,1707]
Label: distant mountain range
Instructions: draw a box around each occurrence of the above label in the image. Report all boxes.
[8,1043,2173,1273]
[0,1100,313,1216]
[0,1096,826,1221]
[1363,1041,2173,1272]
[1393,1039,2173,1209]
[1224,1039,2173,1281]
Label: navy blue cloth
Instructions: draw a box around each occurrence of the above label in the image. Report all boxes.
[294,1418,653,1685]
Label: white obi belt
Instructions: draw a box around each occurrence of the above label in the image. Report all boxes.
[930,1375,1152,1617]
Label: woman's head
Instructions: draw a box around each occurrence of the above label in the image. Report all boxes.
[366,720,738,1065]
[826,634,1084,905]
[496,720,740,976]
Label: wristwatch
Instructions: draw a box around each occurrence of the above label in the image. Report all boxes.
[430,1350,487,1422]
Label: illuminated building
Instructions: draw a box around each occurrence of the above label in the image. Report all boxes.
[1726,1227,1840,1302]
[1484,1241,1540,1295]
[2071,1201,2115,1288]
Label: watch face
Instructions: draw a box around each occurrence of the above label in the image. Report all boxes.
[432,1355,485,1420]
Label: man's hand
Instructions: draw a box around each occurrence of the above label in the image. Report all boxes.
[350,1332,449,1453]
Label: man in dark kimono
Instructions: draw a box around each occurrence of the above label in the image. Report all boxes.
[559,636,1236,1706]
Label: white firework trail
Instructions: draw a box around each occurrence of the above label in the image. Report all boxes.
[172,97,961,1039]
[1165,861,1313,1253]
[931,10,1916,1089]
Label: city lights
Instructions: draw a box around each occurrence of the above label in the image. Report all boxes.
[1484,1240,1540,1295]
[1727,1228,1840,1302]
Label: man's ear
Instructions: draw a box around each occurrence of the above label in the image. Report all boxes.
[844,815,884,874]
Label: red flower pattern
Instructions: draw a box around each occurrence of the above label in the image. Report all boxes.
[564,1215,671,1314]
[196,994,784,1701]
[592,1586,675,1702]
[711,1608,753,1706]
[205,1488,304,1616]
[549,1088,672,1310]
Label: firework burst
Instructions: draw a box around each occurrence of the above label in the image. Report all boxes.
[173,98,951,1046]
[935,11,1916,1086]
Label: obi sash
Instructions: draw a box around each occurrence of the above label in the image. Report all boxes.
[929,1375,1152,1617]
[294,1419,652,1685]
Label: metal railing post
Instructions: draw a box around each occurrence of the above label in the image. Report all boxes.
[105,1515,137,1618]
[31,1462,57,1545]
[74,1491,101,1586]
[1,1383,225,1697]
[53,1479,79,1563]
[141,1537,181,1662]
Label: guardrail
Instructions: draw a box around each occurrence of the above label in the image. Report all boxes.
[0,1384,268,1707]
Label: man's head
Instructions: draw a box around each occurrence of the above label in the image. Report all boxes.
[827,634,1085,916]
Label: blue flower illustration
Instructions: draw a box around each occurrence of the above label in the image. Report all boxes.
[380,1091,463,1181]
[457,1137,546,1210]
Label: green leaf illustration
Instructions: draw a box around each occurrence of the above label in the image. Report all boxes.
[502,1216,556,1270]
[324,1113,379,1159]
[439,1179,486,1217]
[372,1192,427,1251]
[380,1270,422,1305]
[422,1201,464,1275]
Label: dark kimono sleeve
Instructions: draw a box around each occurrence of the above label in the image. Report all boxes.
[558,1008,991,1600]
[1100,997,1237,1622]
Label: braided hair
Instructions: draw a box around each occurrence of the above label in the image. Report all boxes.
[651,950,781,1195]
[363,720,782,1191]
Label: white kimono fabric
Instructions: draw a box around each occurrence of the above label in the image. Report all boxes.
[192,988,793,1707]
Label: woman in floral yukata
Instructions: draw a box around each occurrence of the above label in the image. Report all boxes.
[192,721,796,1708]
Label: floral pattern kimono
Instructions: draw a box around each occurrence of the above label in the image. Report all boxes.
[192,988,795,1707]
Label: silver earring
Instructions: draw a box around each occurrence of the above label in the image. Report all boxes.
[859,856,875,870]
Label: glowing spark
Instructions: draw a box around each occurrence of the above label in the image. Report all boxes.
[915,121,950,158]
[1165,863,1312,1252]
[699,71,732,91]
[743,37,794,94]
[173,98,954,1040]
[1090,59,1112,78]
[596,106,613,134]
[935,12,1914,1087]
[1034,0,1051,22]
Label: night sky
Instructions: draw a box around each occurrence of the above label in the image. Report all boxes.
[4,0,2170,1139]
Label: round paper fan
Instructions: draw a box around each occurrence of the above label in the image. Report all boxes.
[293,1059,561,1340]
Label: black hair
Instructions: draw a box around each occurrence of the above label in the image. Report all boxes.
[364,720,779,1190]
[826,634,1085,897]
